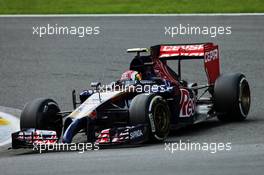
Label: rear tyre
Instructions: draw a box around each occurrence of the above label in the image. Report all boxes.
[129,93,171,142]
[20,98,62,138]
[214,73,251,121]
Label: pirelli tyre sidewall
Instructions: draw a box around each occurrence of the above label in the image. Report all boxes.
[129,93,171,142]
[214,73,251,121]
[20,98,62,137]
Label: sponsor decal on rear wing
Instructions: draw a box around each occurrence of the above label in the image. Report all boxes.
[159,44,205,57]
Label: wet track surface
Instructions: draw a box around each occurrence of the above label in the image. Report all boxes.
[0,16,264,175]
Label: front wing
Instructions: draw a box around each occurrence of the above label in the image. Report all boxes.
[11,124,148,149]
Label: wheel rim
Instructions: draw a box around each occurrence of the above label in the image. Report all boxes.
[153,103,169,133]
[239,78,250,116]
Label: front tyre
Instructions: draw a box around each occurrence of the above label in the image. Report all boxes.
[129,93,171,142]
[214,73,251,121]
[20,98,63,138]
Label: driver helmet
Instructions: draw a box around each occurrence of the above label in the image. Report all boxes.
[120,70,142,81]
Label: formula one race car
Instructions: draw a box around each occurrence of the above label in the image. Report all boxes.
[12,43,251,148]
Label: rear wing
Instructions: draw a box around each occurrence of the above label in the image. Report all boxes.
[151,43,220,84]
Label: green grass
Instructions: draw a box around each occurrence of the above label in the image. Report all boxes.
[0,0,263,14]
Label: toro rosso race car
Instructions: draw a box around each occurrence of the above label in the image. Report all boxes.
[12,43,251,148]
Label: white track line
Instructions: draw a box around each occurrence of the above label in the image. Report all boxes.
[0,111,20,146]
[0,13,263,17]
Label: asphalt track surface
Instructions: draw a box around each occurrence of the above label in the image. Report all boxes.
[0,16,264,175]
